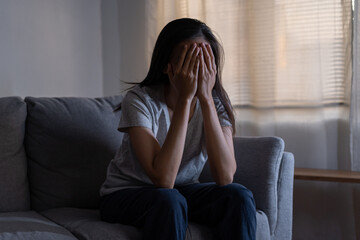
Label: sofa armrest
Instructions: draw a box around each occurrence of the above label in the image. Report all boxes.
[273,152,294,240]
[199,136,294,239]
[232,136,285,236]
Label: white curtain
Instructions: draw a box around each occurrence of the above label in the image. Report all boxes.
[351,1,360,238]
[352,0,360,172]
[116,0,359,239]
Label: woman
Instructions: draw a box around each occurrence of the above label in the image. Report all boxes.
[100,18,256,240]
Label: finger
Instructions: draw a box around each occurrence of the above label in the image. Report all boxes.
[199,48,205,77]
[195,58,200,79]
[195,58,200,97]
[182,44,197,73]
[176,45,188,73]
[206,43,217,72]
[189,47,200,73]
[202,43,212,71]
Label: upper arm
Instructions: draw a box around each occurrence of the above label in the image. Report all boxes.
[127,126,161,181]
[119,90,159,174]
[118,91,152,132]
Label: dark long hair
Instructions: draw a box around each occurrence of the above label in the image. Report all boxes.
[121,18,236,134]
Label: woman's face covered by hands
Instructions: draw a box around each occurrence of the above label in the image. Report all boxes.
[166,37,217,102]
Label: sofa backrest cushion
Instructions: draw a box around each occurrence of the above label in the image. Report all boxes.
[0,97,30,212]
[25,96,123,211]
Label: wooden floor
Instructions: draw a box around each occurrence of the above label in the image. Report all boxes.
[294,168,360,183]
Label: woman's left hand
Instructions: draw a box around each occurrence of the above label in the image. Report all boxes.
[197,43,216,102]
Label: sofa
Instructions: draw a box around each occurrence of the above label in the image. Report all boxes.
[0,95,294,240]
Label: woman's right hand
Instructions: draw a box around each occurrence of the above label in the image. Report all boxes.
[167,43,200,101]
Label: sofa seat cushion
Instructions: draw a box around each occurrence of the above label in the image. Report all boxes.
[40,208,213,240]
[256,210,271,240]
[0,97,30,212]
[0,211,77,240]
[41,208,141,240]
[41,208,270,240]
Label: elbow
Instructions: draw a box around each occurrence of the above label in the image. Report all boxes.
[152,176,175,189]
[148,164,176,189]
[215,164,237,186]
[155,182,175,189]
[215,174,234,186]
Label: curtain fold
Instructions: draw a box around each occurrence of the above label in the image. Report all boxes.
[351,2,360,237]
[351,0,360,172]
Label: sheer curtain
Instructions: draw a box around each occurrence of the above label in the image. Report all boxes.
[352,0,360,172]
[351,2,360,238]
[117,0,359,238]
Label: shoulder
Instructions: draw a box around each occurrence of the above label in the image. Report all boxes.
[123,85,149,102]
[122,85,161,106]
[121,85,166,118]
[125,85,163,102]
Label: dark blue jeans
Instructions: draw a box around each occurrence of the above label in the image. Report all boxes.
[100,183,256,240]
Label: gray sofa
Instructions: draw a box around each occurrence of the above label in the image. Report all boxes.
[0,95,294,240]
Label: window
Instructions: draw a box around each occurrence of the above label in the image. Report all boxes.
[154,0,353,109]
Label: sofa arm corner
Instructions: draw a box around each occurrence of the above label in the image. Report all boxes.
[199,136,294,238]
[272,151,294,240]
[231,136,287,235]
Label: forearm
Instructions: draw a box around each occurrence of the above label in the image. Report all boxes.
[200,99,236,185]
[152,98,192,188]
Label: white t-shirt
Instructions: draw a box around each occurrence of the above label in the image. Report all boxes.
[100,85,231,196]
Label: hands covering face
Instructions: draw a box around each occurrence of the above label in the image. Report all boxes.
[197,43,217,102]
[166,42,216,102]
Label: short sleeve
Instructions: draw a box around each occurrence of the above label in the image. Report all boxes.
[213,95,232,128]
[118,90,152,132]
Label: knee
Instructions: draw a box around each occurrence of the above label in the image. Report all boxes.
[220,183,256,209]
[152,188,188,212]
